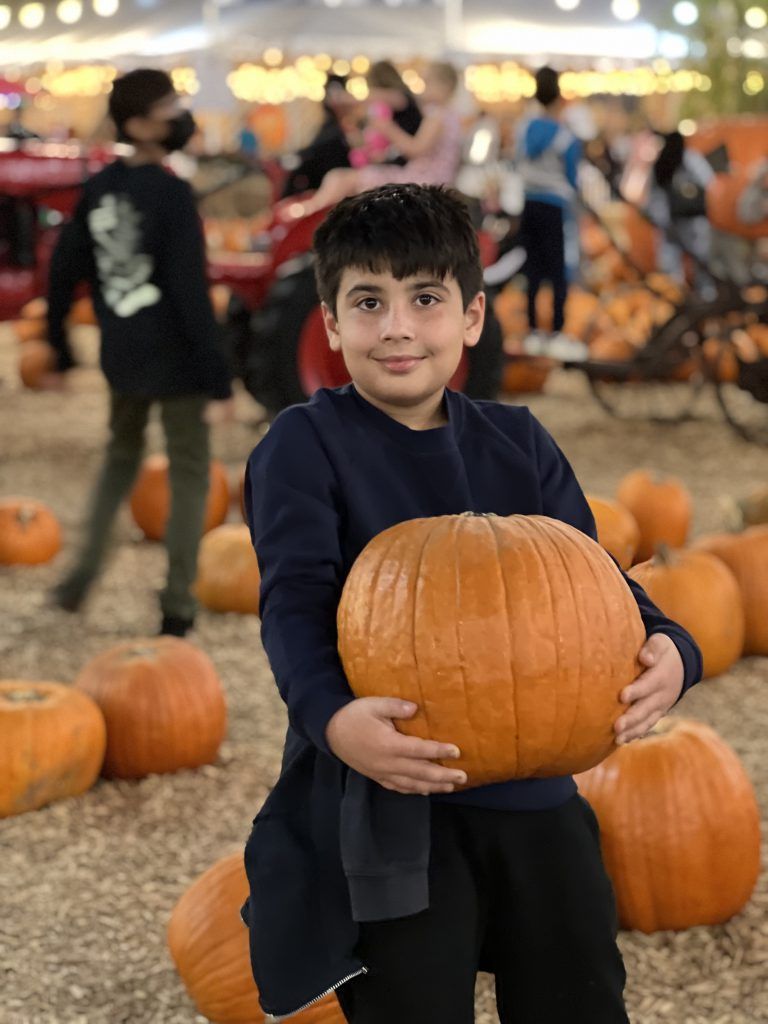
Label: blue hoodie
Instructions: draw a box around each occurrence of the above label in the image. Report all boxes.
[516,115,581,209]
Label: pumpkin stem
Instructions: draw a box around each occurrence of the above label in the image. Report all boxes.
[2,689,49,704]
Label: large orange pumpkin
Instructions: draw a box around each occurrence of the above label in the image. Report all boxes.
[0,681,106,818]
[129,454,230,541]
[337,514,645,786]
[576,718,761,932]
[692,526,768,656]
[586,495,640,570]
[195,524,260,615]
[19,340,56,389]
[168,853,346,1024]
[629,547,745,678]
[0,497,62,565]
[615,469,692,563]
[74,637,227,779]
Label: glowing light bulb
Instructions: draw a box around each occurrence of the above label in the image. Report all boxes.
[0,4,11,29]
[19,2,45,28]
[555,0,581,9]
[611,0,640,21]
[672,1,698,25]
[93,0,119,16]
[57,0,83,23]
[745,7,767,29]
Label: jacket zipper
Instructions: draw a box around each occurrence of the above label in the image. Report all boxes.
[265,966,368,1022]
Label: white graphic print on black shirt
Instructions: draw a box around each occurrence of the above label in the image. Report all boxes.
[88,194,162,317]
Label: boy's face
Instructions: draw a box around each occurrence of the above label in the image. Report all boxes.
[123,91,184,145]
[322,268,485,410]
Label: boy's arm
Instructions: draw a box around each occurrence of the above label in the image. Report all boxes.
[160,179,233,401]
[529,413,703,699]
[47,197,92,373]
[245,413,355,754]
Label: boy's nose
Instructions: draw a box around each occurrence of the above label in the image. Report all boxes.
[380,304,416,341]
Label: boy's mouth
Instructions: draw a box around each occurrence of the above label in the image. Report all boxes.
[376,355,426,373]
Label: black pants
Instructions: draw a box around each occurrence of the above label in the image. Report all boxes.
[336,796,628,1024]
[520,199,567,332]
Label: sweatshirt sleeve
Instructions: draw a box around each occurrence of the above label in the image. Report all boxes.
[159,178,233,400]
[46,196,93,372]
[245,409,355,753]
[529,412,703,698]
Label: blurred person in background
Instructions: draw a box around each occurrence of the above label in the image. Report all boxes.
[347,60,422,170]
[648,130,715,297]
[281,74,358,197]
[43,68,233,638]
[298,61,463,216]
[516,66,586,361]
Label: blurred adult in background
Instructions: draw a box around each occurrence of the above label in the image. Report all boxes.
[649,130,714,296]
[281,74,358,197]
[347,60,422,169]
[299,61,463,216]
[516,66,586,360]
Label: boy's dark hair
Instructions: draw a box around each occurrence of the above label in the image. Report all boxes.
[313,184,483,314]
[535,66,561,108]
[108,69,174,141]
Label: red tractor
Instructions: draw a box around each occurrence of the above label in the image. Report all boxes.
[1,142,504,412]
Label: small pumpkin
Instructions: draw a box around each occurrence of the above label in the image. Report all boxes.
[693,526,768,656]
[629,546,745,678]
[19,340,56,389]
[13,317,48,344]
[576,718,761,932]
[0,497,62,565]
[586,496,640,570]
[195,524,260,615]
[0,681,106,818]
[74,637,227,779]
[168,852,346,1024]
[68,295,98,326]
[129,454,230,541]
[615,469,692,563]
[338,513,645,787]
[19,296,48,320]
[501,357,553,394]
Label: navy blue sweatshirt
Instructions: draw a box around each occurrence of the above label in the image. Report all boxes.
[47,160,232,400]
[242,384,702,1018]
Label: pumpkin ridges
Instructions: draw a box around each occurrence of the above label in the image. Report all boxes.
[488,518,520,778]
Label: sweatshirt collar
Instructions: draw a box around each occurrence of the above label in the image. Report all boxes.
[345,384,463,453]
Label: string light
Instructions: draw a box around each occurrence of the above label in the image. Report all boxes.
[18,3,45,28]
[93,0,119,16]
[611,0,640,21]
[745,7,767,29]
[555,0,581,9]
[57,0,83,24]
[672,1,698,25]
[0,4,11,29]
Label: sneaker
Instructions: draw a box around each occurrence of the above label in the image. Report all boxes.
[520,330,551,357]
[523,331,589,362]
[159,614,195,638]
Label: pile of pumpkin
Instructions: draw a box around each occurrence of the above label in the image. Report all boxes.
[203,214,271,255]
[8,286,234,390]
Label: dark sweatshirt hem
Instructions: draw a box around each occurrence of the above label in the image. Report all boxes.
[347,867,429,923]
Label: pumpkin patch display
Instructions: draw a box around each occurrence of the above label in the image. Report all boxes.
[129,454,230,541]
[0,497,62,565]
[693,526,768,656]
[338,513,645,786]
[576,718,761,933]
[195,524,261,615]
[615,469,692,563]
[586,495,640,570]
[19,340,56,389]
[74,637,227,779]
[168,852,346,1024]
[629,547,745,679]
[0,681,106,818]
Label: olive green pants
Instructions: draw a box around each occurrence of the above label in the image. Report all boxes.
[60,392,210,620]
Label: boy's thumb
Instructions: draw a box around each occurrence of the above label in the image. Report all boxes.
[376,698,418,719]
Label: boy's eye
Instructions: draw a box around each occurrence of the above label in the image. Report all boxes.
[357,297,380,310]
[415,293,440,307]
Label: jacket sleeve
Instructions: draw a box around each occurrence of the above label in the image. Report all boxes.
[245,410,355,753]
[529,412,703,698]
[159,178,233,400]
[46,196,93,372]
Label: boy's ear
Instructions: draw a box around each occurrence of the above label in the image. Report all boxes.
[321,302,342,352]
[463,291,486,349]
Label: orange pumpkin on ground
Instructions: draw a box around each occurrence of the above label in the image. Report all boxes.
[129,454,230,541]
[629,547,745,678]
[168,852,346,1024]
[74,637,227,779]
[13,318,47,344]
[195,524,260,615]
[19,297,48,320]
[615,469,692,563]
[338,513,645,787]
[693,526,768,656]
[19,340,56,388]
[586,496,640,570]
[69,295,98,326]
[501,357,553,394]
[0,681,106,818]
[576,718,761,933]
[0,497,62,565]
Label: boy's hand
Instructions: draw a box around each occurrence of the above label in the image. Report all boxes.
[203,397,236,425]
[326,697,467,795]
[615,634,684,745]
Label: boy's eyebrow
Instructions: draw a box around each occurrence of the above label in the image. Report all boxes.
[345,279,451,298]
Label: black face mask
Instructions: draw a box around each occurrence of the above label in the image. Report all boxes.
[161,110,197,152]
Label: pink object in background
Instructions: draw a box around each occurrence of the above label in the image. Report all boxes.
[349,101,394,168]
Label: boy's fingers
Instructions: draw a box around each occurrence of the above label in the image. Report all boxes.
[392,735,462,761]
[619,669,659,704]
[387,758,467,786]
[615,697,665,740]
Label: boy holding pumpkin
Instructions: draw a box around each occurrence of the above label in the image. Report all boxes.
[242,184,702,1022]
